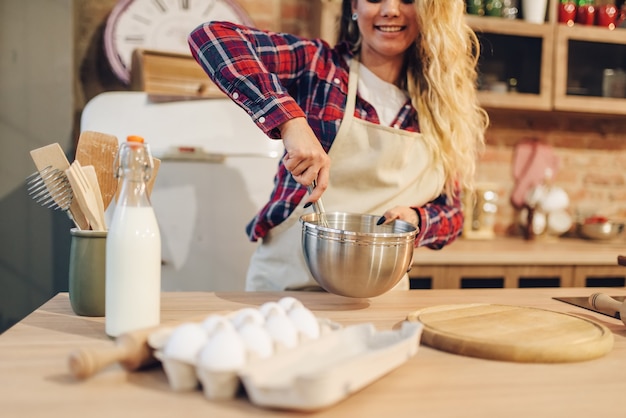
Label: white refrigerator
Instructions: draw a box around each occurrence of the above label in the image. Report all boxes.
[81,92,283,291]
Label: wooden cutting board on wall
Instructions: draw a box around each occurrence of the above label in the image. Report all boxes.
[130,49,226,102]
[407,303,614,363]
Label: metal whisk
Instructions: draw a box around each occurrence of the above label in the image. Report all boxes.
[26,165,74,219]
[307,180,329,228]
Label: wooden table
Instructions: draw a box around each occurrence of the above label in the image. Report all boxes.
[1,288,625,417]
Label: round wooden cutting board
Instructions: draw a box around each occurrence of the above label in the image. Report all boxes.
[406,304,614,363]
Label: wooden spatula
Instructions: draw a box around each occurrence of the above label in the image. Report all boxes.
[81,165,106,228]
[66,161,107,231]
[75,131,119,212]
[30,143,89,230]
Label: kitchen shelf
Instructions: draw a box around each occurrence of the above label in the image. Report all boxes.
[553,24,626,114]
[466,1,626,115]
[469,16,554,111]
[311,0,626,115]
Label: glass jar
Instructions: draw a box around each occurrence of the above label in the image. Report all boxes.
[485,0,504,16]
[502,0,519,18]
[559,0,578,26]
[576,0,597,25]
[596,1,618,28]
[467,0,485,15]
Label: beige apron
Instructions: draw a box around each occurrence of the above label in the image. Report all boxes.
[245,59,445,291]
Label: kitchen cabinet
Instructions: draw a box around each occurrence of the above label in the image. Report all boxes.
[410,237,626,289]
[469,0,626,115]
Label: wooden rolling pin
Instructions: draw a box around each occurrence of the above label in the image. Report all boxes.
[589,293,625,323]
[68,312,205,380]
[68,325,161,380]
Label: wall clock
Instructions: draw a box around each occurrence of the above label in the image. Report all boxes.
[104,0,254,84]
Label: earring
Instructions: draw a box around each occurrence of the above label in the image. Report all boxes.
[352,12,358,21]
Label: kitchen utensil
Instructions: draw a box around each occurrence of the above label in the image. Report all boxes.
[300,212,417,298]
[65,160,107,231]
[26,166,73,211]
[68,315,205,379]
[578,220,625,241]
[68,322,163,379]
[81,165,106,228]
[589,293,625,324]
[239,321,422,411]
[75,131,119,211]
[30,143,89,230]
[406,303,613,363]
[554,296,625,319]
[307,180,328,228]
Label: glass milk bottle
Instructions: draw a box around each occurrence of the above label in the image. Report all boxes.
[105,135,161,337]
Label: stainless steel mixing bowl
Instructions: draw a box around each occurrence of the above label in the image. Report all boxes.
[300,212,418,298]
[578,221,625,241]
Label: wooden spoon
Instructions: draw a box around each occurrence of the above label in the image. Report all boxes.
[75,131,119,211]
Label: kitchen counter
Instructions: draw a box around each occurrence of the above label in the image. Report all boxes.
[413,236,625,266]
[1,288,625,417]
[411,237,626,288]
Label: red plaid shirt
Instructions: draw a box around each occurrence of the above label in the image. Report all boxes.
[188,21,463,248]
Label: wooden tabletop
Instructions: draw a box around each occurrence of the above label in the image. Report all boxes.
[1,288,625,417]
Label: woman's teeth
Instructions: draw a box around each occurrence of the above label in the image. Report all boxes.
[377,26,403,32]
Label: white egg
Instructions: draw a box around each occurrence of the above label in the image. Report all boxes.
[202,314,233,335]
[259,301,286,318]
[264,310,299,350]
[197,327,247,372]
[288,305,320,340]
[163,322,208,364]
[238,321,274,360]
[230,307,265,329]
[277,296,303,312]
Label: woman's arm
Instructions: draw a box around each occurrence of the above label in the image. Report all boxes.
[188,21,327,137]
[380,193,464,249]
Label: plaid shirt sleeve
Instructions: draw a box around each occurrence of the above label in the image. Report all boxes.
[414,192,464,249]
[188,21,325,137]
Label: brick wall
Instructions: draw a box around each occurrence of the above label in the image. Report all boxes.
[76,0,626,236]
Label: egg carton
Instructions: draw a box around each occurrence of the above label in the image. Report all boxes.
[148,296,423,410]
[148,297,342,398]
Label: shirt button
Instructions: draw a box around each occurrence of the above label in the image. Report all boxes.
[233,92,240,100]
[258,116,266,124]
[333,78,340,85]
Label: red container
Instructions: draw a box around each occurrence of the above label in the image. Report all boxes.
[596,4,618,28]
[576,2,596,25]
[559,1,578,25]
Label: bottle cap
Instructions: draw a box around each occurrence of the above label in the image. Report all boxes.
[127,135,145,143]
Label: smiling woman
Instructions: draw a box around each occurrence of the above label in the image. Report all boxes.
[187,0,488,292]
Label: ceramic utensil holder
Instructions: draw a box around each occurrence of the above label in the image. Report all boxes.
[69,228,106,316]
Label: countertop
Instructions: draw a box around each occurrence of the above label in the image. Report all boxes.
[413,236,626,265]
[1,288,625,417]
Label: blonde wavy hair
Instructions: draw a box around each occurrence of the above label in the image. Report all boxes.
[338,0,489,197]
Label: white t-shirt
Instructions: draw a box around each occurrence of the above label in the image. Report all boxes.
[357,63,409,127]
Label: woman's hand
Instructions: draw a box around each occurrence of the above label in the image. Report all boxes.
[377,206,421,228]
[279,117,330,203]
